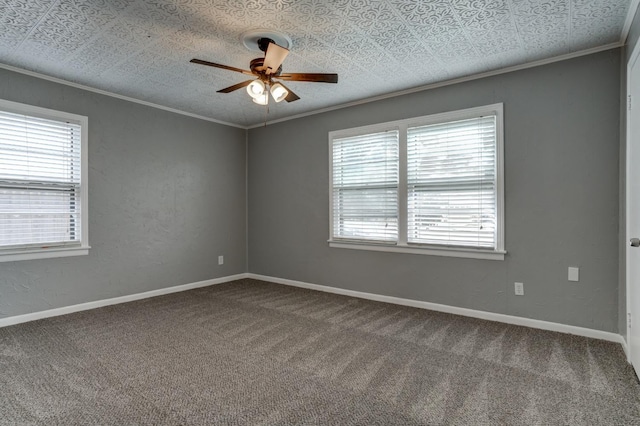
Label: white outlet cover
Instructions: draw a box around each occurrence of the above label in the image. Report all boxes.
[218,256,224,265]
[568,267,579,282]
[515,282,524,296]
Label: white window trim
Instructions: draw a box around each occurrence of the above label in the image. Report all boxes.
[328,103,505,261]
[0,98,90,262]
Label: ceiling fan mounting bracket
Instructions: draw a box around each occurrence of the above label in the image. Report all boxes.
[257,38,274,53]
[241,29,292,52]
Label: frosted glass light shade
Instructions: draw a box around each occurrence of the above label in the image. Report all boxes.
[246,80,265,99]
[252,92,269,105]
[270,83,288,103]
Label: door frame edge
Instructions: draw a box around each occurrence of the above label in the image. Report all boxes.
[625,40,640,362]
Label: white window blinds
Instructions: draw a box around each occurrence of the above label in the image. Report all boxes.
[407,116,497,249]
[0,110,83,249]
[332,130,399,242]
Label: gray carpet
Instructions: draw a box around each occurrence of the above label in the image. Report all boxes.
[1,278,639,425]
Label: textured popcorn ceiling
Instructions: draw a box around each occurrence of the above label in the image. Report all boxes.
[0,0,633,127]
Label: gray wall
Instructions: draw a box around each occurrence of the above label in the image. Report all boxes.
[0,48,623,334]
[249,49,621,332]
[0,68,247,318]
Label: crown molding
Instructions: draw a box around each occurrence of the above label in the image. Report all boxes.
[0,62,247,129]
[248,42,623,129]
[621,0,640,44]
[0,40,624,131]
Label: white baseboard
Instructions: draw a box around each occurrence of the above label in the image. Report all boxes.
[621,338,630,360]
[247,273,626,345]
[0,273,250,328]
[1,272,626,349]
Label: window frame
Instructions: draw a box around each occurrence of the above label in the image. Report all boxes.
[328,103,505,261]
[331,126,400,243]
[0,98,89,262]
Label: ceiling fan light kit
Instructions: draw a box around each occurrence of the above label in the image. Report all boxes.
[190,29,338,106]
[246,80,266,98]
[270,83,289,103]
[252,92,269,105]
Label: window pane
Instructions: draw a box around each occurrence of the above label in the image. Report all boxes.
[0,187,81,247]
[332,130,399,242]
[0,112,81,184]
[0,106,83,249]
[407,116,497,249]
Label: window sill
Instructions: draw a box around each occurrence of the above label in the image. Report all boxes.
[0,245,90,262]
[328,240,505,260]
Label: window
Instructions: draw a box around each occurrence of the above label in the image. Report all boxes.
[329,104,504,260]
[332,130,399,242]
[0,99,89,262]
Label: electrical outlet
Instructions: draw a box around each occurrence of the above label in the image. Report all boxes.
[218,255,224,265]
[514,282,524,296]
[568,267,579,282]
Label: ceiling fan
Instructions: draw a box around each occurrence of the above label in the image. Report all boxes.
[190,35,338,105]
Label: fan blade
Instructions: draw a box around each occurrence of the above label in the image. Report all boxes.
[217,80,255,93]
[263,42,289,75]
[190,59,254,76]
[276,82,300,102]
[278,73,338,83]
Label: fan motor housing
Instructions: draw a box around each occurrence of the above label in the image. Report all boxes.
[250,58,281,77]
